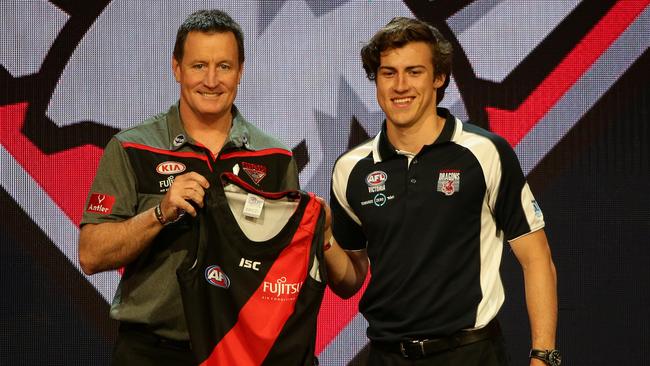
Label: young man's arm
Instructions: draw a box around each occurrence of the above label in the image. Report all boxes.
[324,230,369,299]
[509,229,558,366]
[316,197,369,299]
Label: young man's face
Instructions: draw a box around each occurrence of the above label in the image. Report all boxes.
[375,41,445,130]
[173,31,243,123]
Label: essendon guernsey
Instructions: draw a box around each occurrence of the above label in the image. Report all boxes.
[177,173,327,366]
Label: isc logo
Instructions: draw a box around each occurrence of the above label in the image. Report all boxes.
[239,258,261,271]
[366,171,387,186]
[205,265,230,289]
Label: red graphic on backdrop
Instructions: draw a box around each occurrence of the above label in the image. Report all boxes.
[487,0,649,146]
[0,102,103,225]
[315,280,368,353]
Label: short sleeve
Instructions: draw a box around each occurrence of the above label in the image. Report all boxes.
[330,167,366,251]
[491,138,545,241]
[80,137,138,225]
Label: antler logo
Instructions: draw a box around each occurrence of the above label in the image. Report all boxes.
[86,193,115,214]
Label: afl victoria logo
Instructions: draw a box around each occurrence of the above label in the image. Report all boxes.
[156,161,186,175]
[366,171,387,186]
[205,265,231,289]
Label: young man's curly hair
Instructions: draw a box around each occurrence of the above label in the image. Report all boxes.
[361,17,453,104]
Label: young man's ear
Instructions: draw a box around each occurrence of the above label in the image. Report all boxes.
[433,73,446,88]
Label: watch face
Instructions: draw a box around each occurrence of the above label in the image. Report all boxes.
[549,350,562,366]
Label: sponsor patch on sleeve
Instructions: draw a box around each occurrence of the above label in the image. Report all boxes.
[532,200,543,217]
[86,193,116,215]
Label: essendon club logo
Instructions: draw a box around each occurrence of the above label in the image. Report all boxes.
[85,193,115,214]
[241,161,267,185]
[205,265,231,289]
[156,161,186,175]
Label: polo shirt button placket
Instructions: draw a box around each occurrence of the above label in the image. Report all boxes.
[409,157,419,184]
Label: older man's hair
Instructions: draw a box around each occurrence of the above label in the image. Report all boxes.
[173,9,245,64]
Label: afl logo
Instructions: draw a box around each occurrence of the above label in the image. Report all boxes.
[366,171,388,186]
[156,161,186,175]
[205,265,231,289]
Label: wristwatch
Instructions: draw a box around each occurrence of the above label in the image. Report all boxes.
[529,349,562,366]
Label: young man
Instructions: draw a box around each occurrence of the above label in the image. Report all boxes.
[78,10,299,366]
[325,17,559,366]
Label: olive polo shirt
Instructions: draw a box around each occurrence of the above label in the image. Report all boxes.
[81,102,299,340]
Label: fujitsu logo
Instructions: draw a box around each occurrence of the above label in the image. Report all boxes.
[159,175,175,192]
[262,277,302,301]
[156,161,186,175]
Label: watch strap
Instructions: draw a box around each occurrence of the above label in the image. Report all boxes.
[529,349,561,366]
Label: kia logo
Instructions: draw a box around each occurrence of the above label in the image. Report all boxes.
[156,161,186,175]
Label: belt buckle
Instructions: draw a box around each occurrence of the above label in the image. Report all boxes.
[399,339,429,359]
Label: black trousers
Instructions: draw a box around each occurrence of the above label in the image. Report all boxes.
[112,323,196,366]
[367,336,510,366]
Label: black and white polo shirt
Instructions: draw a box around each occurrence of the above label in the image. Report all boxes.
[330,108,545,342]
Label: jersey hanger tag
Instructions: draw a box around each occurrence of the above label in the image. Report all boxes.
[243,193,265,218]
